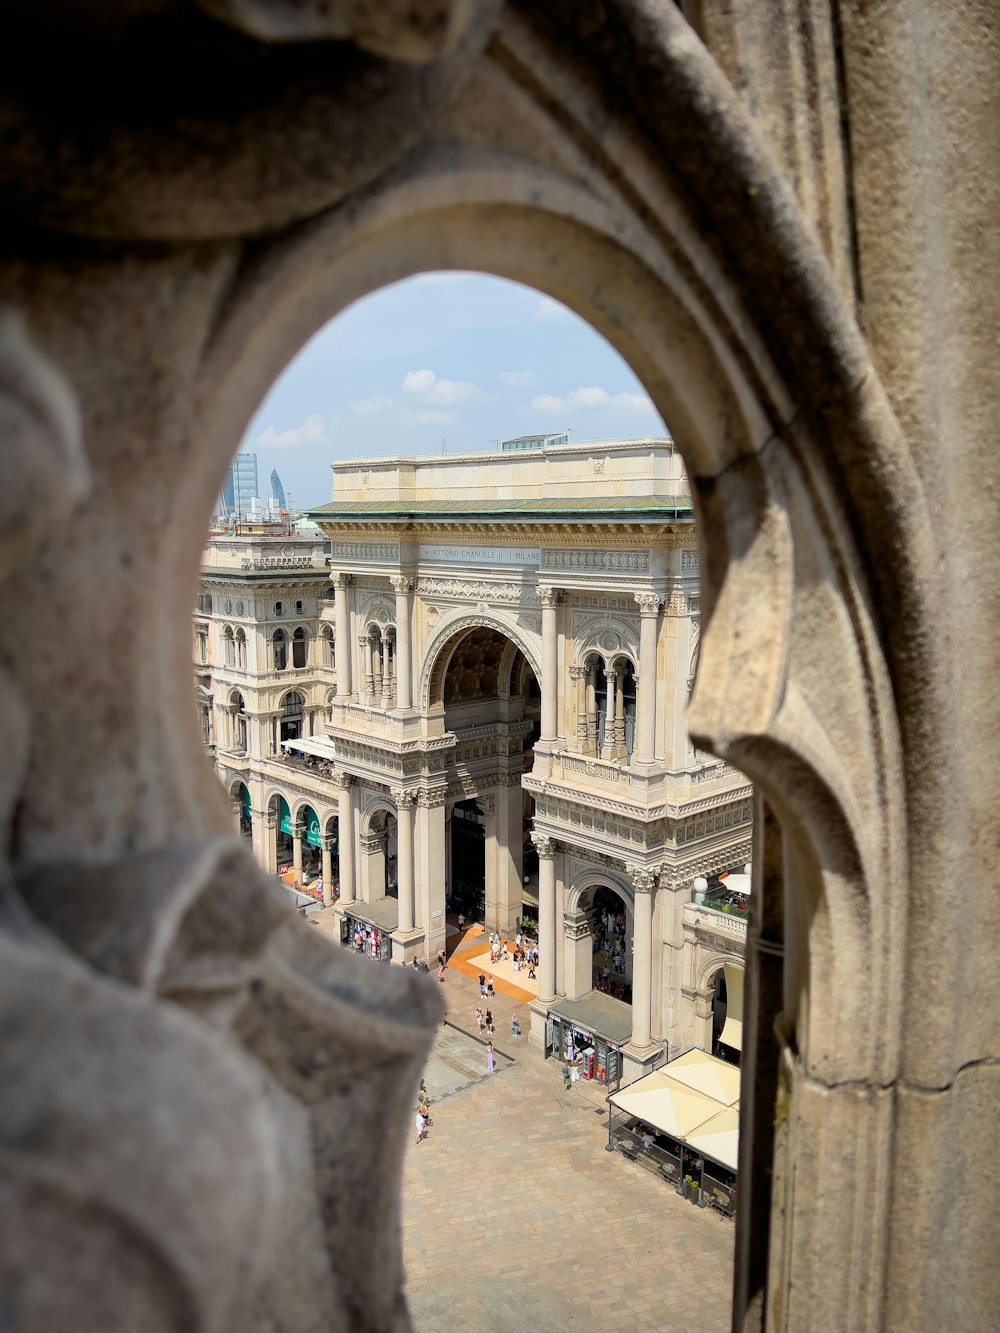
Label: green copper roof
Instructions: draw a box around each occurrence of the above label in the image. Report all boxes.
[304,495,692,523]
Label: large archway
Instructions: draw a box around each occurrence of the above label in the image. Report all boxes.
[431,622,540,935]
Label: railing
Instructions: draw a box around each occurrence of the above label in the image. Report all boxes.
[685,900,748,941]
[560,753,627,785]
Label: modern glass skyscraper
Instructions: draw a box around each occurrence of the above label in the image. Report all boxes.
[270,468,287,510]
[226,452,258,516]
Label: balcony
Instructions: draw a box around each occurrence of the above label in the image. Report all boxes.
[683,899,748,946]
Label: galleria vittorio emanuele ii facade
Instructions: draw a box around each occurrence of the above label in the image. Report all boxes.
[198,436,752,1080]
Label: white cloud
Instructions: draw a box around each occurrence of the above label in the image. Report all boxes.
[530,386,655,415]
[350,395,394,415]
[534,295,572,324]
[255,412,326,449]
[531,394,566,413]
[498,370,538,387]
[614,391,656,413]
[402,368,487,405]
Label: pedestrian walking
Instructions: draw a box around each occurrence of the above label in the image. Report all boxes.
[562,1063,572,1090]
[437,961,446,982]
[415,1108,425,1143]
[478,972,486,997]
[511,1014,520,1039]
[486,1041,495,1073]
[476,1007,484,1036]
[485,1007,494,1035]
[486,978,495,1001]
[457,911,465,931]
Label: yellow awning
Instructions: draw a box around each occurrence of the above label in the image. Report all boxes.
[663,1048,741,1105]
[610,1073,723,1140]
[686,1105,740,1171]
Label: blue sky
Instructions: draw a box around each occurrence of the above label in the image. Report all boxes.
[239,271,667,509]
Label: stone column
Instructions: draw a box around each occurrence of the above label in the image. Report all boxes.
[629,866,657,1049]
[292,821,304,884]
[415,789,448,960]
[538,585,563,742]
[602,668,618,759]
[381,634,391,704]
[570,665,586,752]
[391,575,412,710]
[333,575,353,697]
[634,593,661,765]
[360,634,374,698]
[585,662,598,755]
[533,833,557,1003]
[321,833,334,907]
[393,788,416,934]
[336,775,356,905]
[371,633,382,698]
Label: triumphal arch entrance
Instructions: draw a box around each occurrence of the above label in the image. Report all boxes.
[309,435,752,1076]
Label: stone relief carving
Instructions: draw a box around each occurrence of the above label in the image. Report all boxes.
[415,576,537,604]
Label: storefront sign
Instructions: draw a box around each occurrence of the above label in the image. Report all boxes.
[419,543,540,567]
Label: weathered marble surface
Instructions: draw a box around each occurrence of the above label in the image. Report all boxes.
[0,2,997,1329]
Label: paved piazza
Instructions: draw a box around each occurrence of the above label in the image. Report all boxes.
[401,952,735,1333]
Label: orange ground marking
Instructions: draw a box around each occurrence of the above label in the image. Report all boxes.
[448,936,535,1004]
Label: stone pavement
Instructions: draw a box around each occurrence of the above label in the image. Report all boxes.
[401,928,735,1333]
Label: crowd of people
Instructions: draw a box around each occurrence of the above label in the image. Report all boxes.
[486,930,537,979]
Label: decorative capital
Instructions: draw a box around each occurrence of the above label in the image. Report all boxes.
[666,581,689,616]
[390,575,412,595]
[537,585,564,609]
[634,591,661,616]
[392,787,417,809]
[628,865,657,894]
[333,771,356,791]
[568,665,585,681]
[532,833,555,858]
[331,572,354,589]
[417,787,448,808]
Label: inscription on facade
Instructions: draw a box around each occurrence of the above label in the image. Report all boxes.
[419,544,540,566]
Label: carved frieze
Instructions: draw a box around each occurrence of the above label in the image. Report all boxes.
[415,576,537,604]
[541,548,650,573]
[329,541,400,562]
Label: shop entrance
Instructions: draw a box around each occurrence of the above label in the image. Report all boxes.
[544,1012,622,1087]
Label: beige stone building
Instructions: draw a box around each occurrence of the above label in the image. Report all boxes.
[200,438,752,1078]
[5,3,998,1328]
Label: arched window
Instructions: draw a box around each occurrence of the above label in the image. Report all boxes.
[292,626,308,669]
[273,628,287,671]
[235,627,247,670]
[280,690,305,743]
[222,625,235,667]
[320,624,335,668]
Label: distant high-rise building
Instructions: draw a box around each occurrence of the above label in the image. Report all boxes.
[225,452,258,516]
[270,468,287,510]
